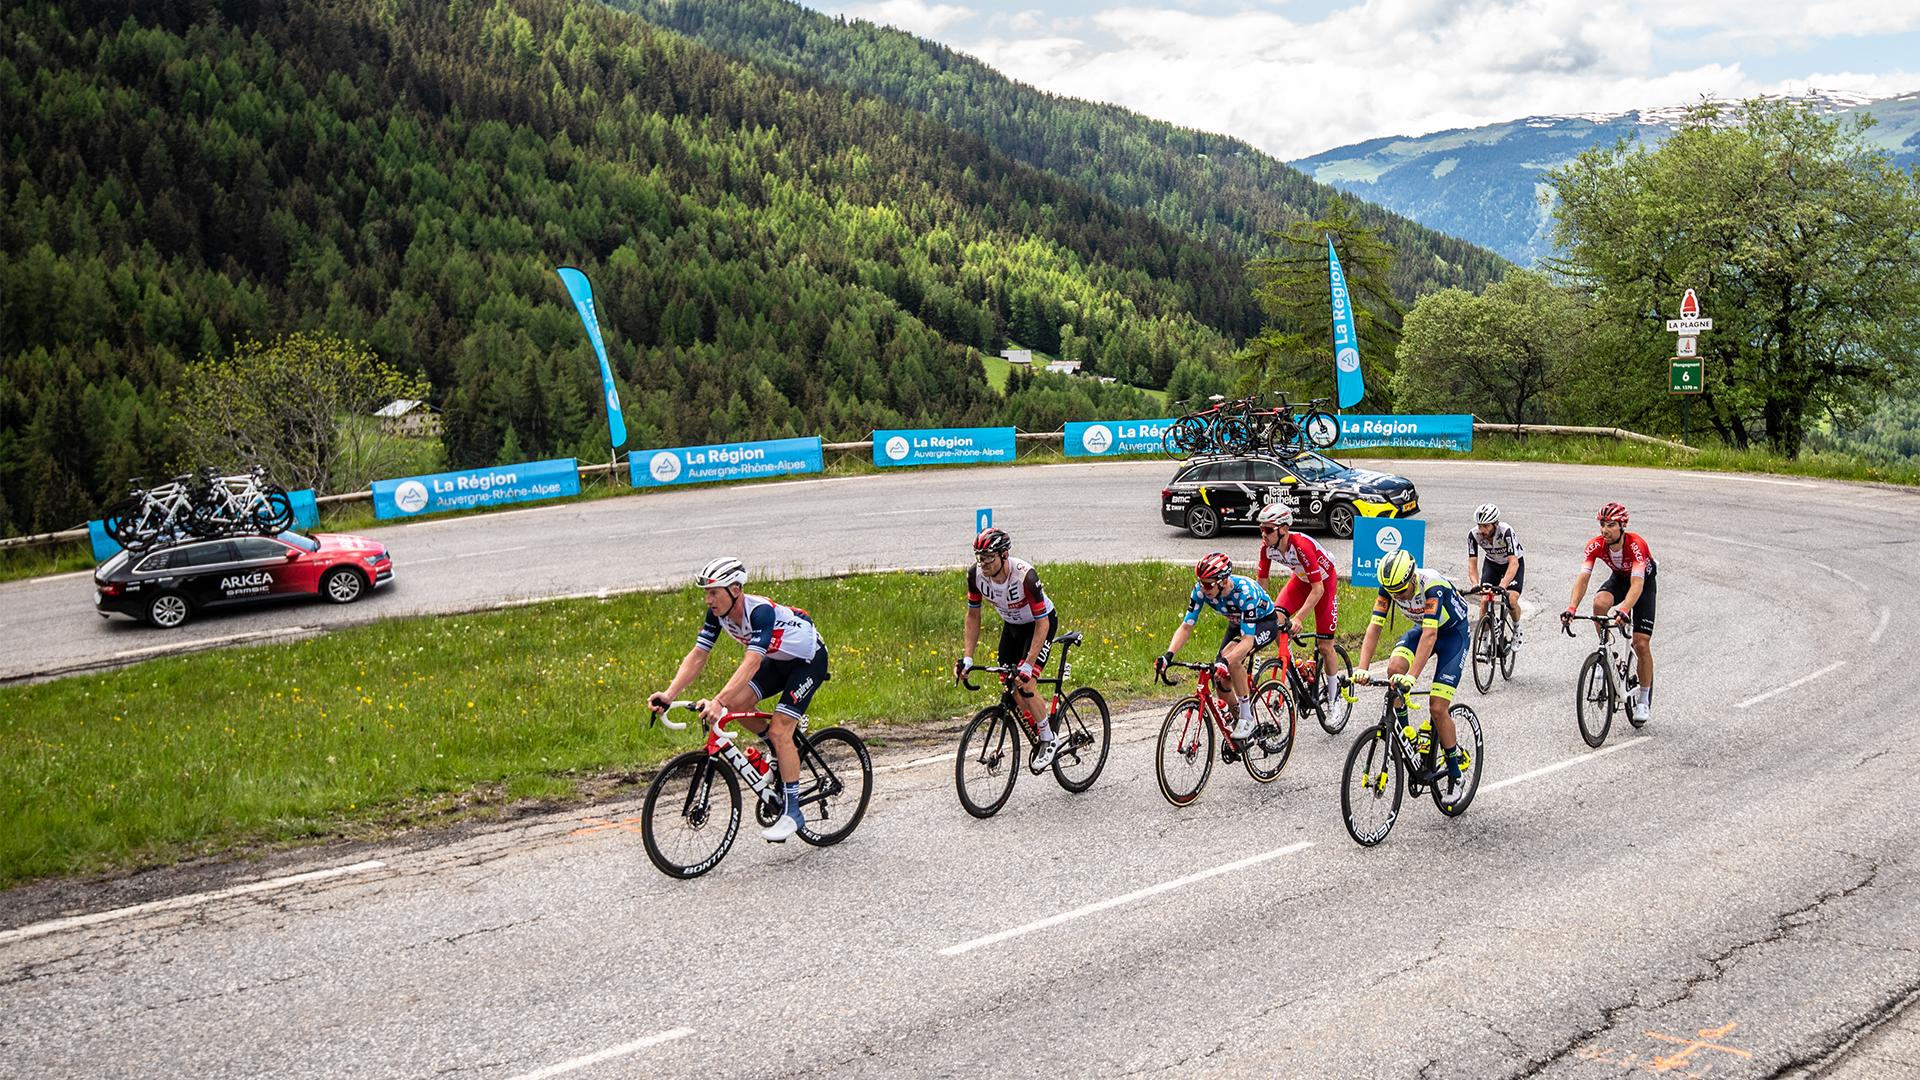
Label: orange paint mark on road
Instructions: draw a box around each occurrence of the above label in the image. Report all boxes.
[570,815,644,837]
[1645,1022,1752,1072]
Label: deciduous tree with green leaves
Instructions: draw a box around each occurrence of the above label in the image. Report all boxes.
[1393,270,1585,426]
[170,333,430,495]
[1239,197,1405,405]
[1549,99,1920,456]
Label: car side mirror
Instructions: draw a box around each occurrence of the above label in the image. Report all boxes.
[284,549,301,561]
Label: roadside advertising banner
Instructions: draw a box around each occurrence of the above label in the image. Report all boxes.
[1335,414,1474,451]
[629,437,823,488]
[371,459,580,520]
[872,427,1016,467]
[1064,419,1177,457]
[1351,517,1427,590]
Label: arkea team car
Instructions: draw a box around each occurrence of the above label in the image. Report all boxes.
[94,531,392,628]
[1161,450,1419,540]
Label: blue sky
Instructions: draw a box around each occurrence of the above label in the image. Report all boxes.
[803,1,1920,158]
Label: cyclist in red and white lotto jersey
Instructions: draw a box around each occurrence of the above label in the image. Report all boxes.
[1561,502,1658,723]
[649,557,829,843]
[1254,502,1340,709]
[953,527,1065,769]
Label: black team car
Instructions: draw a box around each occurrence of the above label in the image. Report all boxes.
[94,531,393,628]
[1161,450,1419,540]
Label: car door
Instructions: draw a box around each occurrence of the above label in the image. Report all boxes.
[1247,459,1303,519]
[231,536,311,597]
[176,541,244,607]
[1204,460,1256,524]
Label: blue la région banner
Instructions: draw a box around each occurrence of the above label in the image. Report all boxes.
[873,427,1016,467]
[371,459,579,519]
[1351,517,1428,590]
[630,437,823,488]
[1335,414,1474,451]
[1064,419,1177,457]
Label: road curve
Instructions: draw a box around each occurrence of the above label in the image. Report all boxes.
[3,459,1920,1078]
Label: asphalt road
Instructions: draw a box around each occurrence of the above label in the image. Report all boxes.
[3,459,1919,1078]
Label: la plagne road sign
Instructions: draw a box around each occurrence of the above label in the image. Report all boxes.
[1666,317,1713,332]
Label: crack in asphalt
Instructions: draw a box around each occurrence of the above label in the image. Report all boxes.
[1506,855,1886,1077]
[102,969,319,1023]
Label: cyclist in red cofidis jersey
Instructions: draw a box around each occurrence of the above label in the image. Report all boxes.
[649,557,829,843]
[1254,502,1341,711]
[954,527,1065,770]
[1561,503,1657,723]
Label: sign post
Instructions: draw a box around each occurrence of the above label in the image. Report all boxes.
[1666,289,1709,443]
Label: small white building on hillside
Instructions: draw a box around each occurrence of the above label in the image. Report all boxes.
[374,399,441,439]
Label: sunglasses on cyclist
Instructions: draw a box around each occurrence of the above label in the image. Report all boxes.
[975,551,1001,563]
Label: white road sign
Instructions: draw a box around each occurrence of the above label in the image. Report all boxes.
[1666,317,1713,333]
[1676,336,1697,357]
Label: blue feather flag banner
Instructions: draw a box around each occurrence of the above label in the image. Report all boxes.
[556,266,628,450]
[1328,236,1366,409]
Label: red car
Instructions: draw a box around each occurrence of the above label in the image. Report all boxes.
[94,531,393,628]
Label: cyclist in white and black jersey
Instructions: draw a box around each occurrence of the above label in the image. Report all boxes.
[954,527,1066,769]
[1466,502,1525,649]
[649,557,829,842]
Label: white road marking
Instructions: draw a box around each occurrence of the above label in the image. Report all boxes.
[856,507,962,517]
[1734,661,1848,709]
[1807,559,1867,592]
[939,841,1315,956]
[1480,738,1651,796]
[0,860,386,946]
[1674,471,1816,487]
[874,752,955,774]
[403,503,577,529]
[649,523,735,536]
[1872,606,1890,645]
[110,627,315,661]
[507,1028,695,1080]
[2,569,94,585]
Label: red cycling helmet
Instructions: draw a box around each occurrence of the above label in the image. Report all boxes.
[1195,552,1233,583]
[973,527,1011,555]
[1597,502,1630,525]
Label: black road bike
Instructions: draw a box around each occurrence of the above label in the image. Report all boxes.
[640,702,873,878]
[954,630,1112,818]
[1564,612,1647,748]
[1468,584,1520,694]
[1253,630,1356,734]
[1337,676,1484,846]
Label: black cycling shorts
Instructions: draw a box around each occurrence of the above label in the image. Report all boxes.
[1478,557,1523,594]
[1217,612,1281,665]
[749,647,831,719]
[1598,568,1657,637]
[997,611,1057,671]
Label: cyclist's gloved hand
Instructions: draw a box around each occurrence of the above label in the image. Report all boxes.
[1389,673,1416,691]
[1560,607,1575,624]
[1156,651,1173,672]
[1609,606,1629,625]
[699,698,725,726]
[1352,669,1373,685]
[954,656,973,681]
[1016,660,1038,681]
[647,691,671,713]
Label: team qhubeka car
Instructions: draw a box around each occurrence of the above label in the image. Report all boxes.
[645,499,1657,861]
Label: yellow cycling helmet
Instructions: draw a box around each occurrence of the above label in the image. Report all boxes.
[1377,549,1417,593]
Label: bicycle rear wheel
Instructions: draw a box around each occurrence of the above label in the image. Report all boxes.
[1471,616,1496,694]
[797,727,872,846]
[1168,417,1209,457]
[1155,698,1215,807]
[1242,680,1296,783]
[1303,411,1340,449]
[1575,651,1613,748]
[955,706,1020,818]
[1051,687,1111,793]
[641,752,741,879]
[1341,725,1404,847]
[1433,705,1484,817]
[1213,415,1252,455]
[1499,609,1517,680]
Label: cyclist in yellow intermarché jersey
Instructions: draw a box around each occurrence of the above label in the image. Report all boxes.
[1353,549,1469,794]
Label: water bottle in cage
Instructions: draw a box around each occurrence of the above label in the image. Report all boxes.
[744,744,771,779]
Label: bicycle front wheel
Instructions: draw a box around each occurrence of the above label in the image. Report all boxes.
[955,706,1021,818]
[1575,651,1613,748]
[1051,687,1112,793]
[1155,698,1215,806]
[641,752,742,879]
[1242,680,1296,783]
[1341,725,1404,847]
[797,727,872,846]
[1213,415,1252,455]
[1169,416,1209,457]
[1303,411,1340,449]
[1433,705,1484,817]
[1471,616,1496,694]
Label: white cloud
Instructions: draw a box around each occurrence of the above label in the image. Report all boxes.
[835,0,977,37]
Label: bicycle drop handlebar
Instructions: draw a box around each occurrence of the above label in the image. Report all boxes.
[649,699,771,742]
[1561,611,1626,637]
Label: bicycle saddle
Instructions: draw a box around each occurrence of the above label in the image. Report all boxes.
[1052,630,1084,647]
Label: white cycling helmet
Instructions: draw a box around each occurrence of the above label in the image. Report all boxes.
[1257,502,1294,527]
[696,557,747,589]
[1474,502,1500,525]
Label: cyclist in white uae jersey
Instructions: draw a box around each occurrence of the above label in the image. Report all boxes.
[649,557,829,842]
[954,527,1065,769]
[1466,502,1525,650]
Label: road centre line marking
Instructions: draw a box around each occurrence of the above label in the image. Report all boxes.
[0,860,386,947]
[874,752,955,774]
[456,545,529,559]
[649,523,735,536]
[856,507,961,517]
[939,841,1315,957]
[1734,661,1847,709]
[1807,559,1867,591]
[506,1028,695,1080]
[1480,738,1650,796]
[1872,606,1890,645]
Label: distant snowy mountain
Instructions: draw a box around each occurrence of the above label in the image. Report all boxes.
[1292,90,1920,265]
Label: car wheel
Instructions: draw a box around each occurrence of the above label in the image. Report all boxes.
[322,567,366,604]
[145,592,192,629]
[1328,501,1356,540]
[1185,504,1221,539]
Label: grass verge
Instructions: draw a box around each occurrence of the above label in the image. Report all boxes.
[0,562,1385,888]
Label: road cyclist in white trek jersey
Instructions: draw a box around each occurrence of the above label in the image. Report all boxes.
[1466,502,1525,651]
[953,527,1067,769]
[648,557,830,842]
[1158,552,1281,742]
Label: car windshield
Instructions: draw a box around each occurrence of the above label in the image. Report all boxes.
[277,531,321,552]
[1286,451,1345,480]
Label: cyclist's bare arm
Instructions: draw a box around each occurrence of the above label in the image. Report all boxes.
[962,605,983,660]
